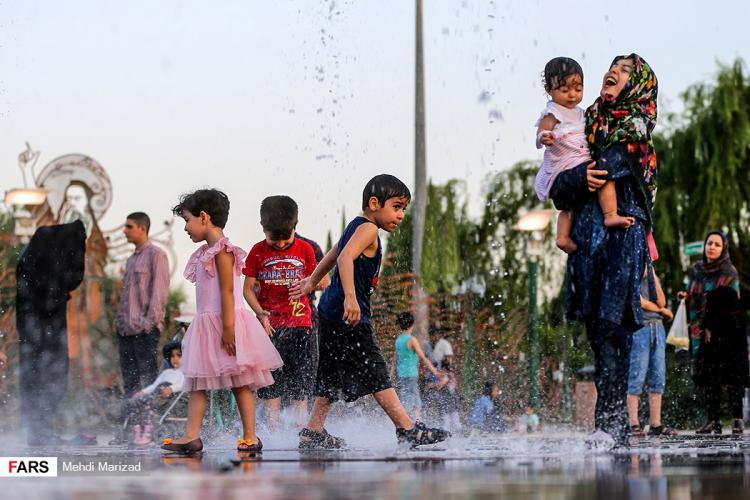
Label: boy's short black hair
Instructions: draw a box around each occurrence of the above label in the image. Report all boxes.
[362,174,411,210]
[396,311,415,330]
[126,212,151,234]
[542,57,584,91]
[260,195,299,240]
[172,189,230,229]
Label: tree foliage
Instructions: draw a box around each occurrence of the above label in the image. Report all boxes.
[654,59,750,302]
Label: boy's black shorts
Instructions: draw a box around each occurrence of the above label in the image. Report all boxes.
[257,327,314,401]
[315,318,392,403]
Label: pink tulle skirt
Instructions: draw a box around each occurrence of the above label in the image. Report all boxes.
[180,308,283,391]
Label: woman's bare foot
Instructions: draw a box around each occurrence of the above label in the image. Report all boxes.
[556,236,578,254]
[603,213,635,228]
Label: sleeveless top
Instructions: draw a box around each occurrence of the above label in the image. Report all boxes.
[318,216,382,325]
[640,278,662,324]
[534,101,592,201]
[395,333,419,378]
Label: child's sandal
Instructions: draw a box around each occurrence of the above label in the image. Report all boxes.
[396,421,450,447]
[161,437,203,454]
[237,437,263,452]
[298,428,346,449]
[629,425,645,438]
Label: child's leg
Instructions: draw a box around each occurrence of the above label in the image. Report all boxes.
[306,396,334,432]
[626,394,640,426]
[292,399,309,428]
[598,181,635,228]
[373,388,414,429]
[265,398,282,430]
[174,390,207,443]
[555,210,578,254]
[232,386,258,442]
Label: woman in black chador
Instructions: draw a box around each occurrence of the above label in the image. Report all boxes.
[16,220,85,445]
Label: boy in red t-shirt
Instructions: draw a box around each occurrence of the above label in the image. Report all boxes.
[242,195,318,429]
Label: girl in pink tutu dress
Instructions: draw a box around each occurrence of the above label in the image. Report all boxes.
[162,189,282,454]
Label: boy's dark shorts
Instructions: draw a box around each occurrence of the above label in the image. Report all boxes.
[549,160,595,211]
[257,327,314,401]
[315,318,392,403]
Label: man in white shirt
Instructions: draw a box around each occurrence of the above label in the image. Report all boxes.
[431,329,454,367]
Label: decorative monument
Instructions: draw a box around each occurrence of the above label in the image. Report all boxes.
[3,143,176,390]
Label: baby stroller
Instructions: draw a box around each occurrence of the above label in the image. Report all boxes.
[110,337,188,446]
[152,385,189,444]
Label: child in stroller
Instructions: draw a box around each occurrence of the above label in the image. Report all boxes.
[117,341,186,446]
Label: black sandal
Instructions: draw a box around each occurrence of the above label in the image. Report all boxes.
[695,421,722,435]
[732,419,744,434]
[161,437,203,454]
[396,421,450,447]
[629,425,645,437]
[237,437,263,452]
[298,428,346,450]
[647,425,676,436]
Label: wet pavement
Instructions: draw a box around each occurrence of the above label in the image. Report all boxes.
[3,424,750,499]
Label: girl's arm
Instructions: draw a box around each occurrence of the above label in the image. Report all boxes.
[536,113,559,148]
[390,351,397,380]
[337,224,378,326]
[289,243,339,300]
[140,372,166,396]
[242,277,274,336]
[216,249,237,356]
[410,337,439,376]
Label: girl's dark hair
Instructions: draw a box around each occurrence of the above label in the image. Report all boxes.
[362,174,411,210]
[162,341,182,369]
[396,311,415,330]
[172,189,230,228]
[543,57,584,91]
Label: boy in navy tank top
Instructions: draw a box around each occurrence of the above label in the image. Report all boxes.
[290,174,449,449]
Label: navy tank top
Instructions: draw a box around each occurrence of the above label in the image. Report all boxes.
[318,216,382,325]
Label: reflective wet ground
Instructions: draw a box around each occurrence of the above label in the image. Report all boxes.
[4,428,750,499]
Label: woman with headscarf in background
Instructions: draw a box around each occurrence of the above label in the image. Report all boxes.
[678,231,749,434]
[16,220,86,445]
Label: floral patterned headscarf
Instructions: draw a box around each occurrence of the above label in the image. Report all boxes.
[585,53,658,199]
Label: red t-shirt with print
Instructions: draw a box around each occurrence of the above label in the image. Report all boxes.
[242,238,317,328]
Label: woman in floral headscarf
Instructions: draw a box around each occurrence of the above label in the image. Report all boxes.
[678,231,748,434]
[551,54,658,447]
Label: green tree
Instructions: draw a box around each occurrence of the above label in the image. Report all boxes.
[654,59,750,297]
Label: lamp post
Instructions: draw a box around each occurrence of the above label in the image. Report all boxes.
[515,209,555,410]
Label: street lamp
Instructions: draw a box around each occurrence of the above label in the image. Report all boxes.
[3,143,50,240]
[514,209,555,410]
[4,188,49,206]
